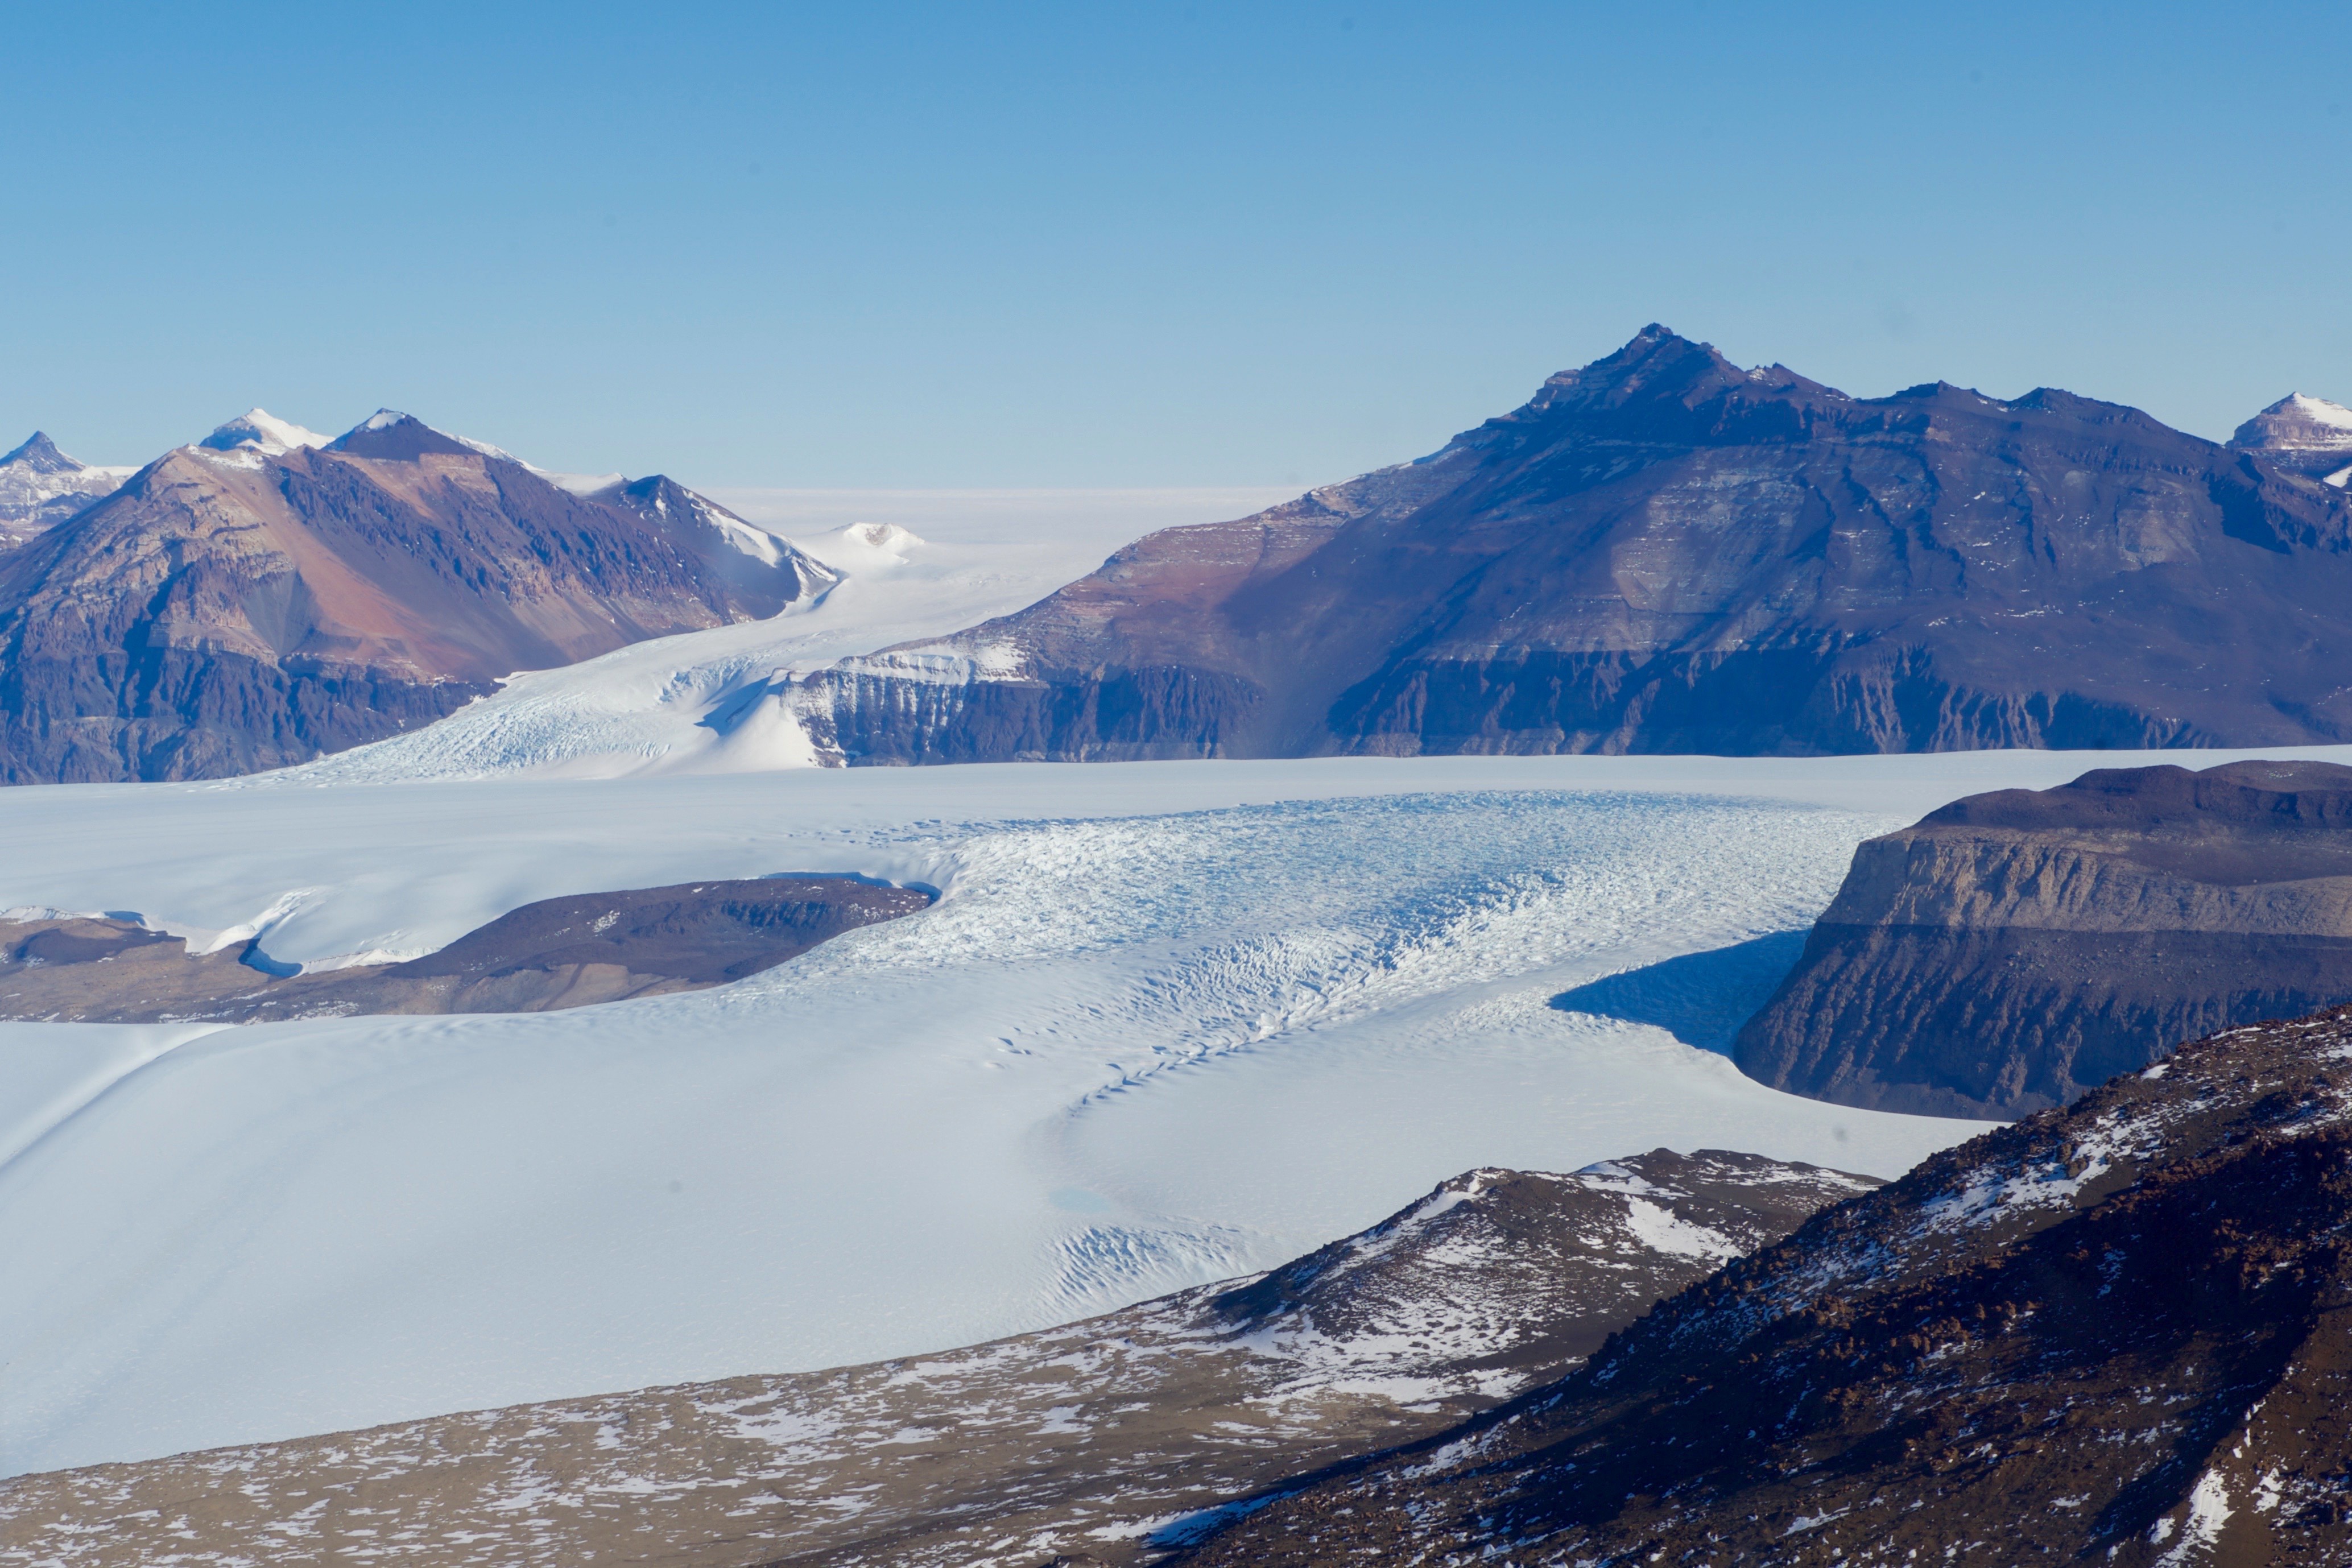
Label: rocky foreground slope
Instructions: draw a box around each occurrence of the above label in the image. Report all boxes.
[1177,1006,2352,1566]
[0,411,836,783]
[0,1151,1874,1568]
[776,326,2352,764]
[1737,758,2352,1118]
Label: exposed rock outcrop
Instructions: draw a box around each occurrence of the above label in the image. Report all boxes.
[2232,391,2352,482]
[776,327,2352,764]
[1736,759,2352,1118]
[1177,1007,2352,1566]
[0,876,927,1021]
[0,411,837,783]
[0,1151,1876,1567]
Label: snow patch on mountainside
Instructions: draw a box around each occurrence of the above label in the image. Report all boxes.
[197,409,329,456]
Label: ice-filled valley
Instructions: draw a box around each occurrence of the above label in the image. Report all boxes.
[16,746,2352,1477]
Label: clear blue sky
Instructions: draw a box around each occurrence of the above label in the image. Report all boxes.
[4,2,2346,487]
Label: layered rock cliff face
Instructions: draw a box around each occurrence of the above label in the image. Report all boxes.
[1179,1009,2352,1566]
[0,1151,1875,1568]
[0,412,836,783]
[1735,759,2352,1118]
[2232,391,2352,482]
[780,327,2352,763]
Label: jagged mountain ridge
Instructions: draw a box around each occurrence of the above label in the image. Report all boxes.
[0,1151,1876,1567]
[1178,1007,2352,1566]
[0,433,131,547]
[0,411,837,783]
[778,326,2352,763]
[1737,758,2352,1119]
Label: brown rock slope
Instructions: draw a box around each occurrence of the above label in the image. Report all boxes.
[0,412,836,783]
[782,325,2352,764]
[1737,759,2352,1119]
[0,876,928,1021]
[1177,1006,2352,1566]
[0,1152,1876,1568]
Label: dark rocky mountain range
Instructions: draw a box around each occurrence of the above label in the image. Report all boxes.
[0,411,837,783]
[779,326,2352,763]
[0,432,130,546]
[0,1151,1875,1567]
[2231,391,2352,481]
[1178,1007,2352,1565]
[1737,759,2352,1119]
[0,876,930,1022]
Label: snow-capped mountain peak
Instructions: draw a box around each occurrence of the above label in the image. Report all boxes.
[199,409,330,458]
[0,431,135,543]
[2230,391,2352,478]
[1,431,81,474]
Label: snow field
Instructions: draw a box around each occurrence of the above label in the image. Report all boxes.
[6,750,2351,1479]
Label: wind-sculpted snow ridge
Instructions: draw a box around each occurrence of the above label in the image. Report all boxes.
[1176,1006,2352,1565]
[0,1151,1876,1568]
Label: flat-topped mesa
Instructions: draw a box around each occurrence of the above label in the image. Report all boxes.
[780,326,2352,766]
[1734,759,2352,1119]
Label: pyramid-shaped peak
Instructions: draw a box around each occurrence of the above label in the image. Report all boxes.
[200,409,329,457]
[0,432,80,473]
[2231,392,2352,469]
[329,410,484,462]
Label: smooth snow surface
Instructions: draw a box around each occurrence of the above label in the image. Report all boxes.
[9,745,2352,1478]
[197,408,329,456]
[274,489,1296,783]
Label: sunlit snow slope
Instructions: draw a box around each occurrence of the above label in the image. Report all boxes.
[10,748,2351,1478]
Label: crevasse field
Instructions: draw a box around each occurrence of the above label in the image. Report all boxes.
[5,492,2345,1481]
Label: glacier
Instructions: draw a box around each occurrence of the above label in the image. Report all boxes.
[10,748,2352,1478]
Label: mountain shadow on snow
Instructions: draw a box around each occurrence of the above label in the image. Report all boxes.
[1548,930,1808,1054]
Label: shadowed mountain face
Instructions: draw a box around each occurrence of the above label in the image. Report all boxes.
[1178,1008,2352,1566]
[0,413,837,783]
[780,326,2352,764]
[0,1151,1876,1568]
[1737,759,2352,1119]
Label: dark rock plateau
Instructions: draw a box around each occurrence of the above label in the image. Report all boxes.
[1177,1007,2352,1566]
[782,326,2352,763]
[0,412,836,783]
[1738,758,2352,1119]
[0,876,929,1022]
[0,1152,1875,1567]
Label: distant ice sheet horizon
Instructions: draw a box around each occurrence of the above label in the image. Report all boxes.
[705,483,1305,541]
